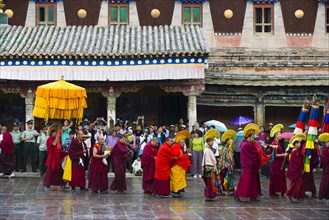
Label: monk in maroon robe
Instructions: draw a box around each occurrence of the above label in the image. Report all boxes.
[0,131,15,176]
[319,141,329,200]
[88,135,109,193]
[285,140,305,201]
[303,147,317,197]
[44,129,66,188]
[141,138,159,194]
[235,135,261,201]
[110,135,130,192]
[269,133,287,196]
[154,138,175,197]
[68,130,87,190]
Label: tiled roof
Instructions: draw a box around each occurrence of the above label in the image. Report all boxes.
[0,25,209,58]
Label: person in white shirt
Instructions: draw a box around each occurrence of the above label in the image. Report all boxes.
[132,156,143,176]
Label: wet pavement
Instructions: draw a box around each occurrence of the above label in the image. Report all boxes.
[0,171,328,220]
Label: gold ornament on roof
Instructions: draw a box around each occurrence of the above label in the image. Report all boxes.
[151,9,160,18]
[295,9,304,19]
[78,9,87,19]
[224,9,233,19]
[5,9,14,18]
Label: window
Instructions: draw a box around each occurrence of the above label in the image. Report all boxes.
[36,3,56,26]
[254,4,273,33]
[109,4,129,25]
[326,5,329,34]
[182,4,202,26]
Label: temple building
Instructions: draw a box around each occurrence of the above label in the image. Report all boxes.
[0,0,328,130]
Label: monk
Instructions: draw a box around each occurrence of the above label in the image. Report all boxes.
[88,135,109,193]
[303,146,317,198]
[44,129,66,189]
[269,124,287,196]
[110,135,130,192]
[141,137,159,194]
[0,127,15,178]
[318,133,329,201]
[154,137,175,198]
[170,136,191,197]
[235,123,261,202]
[285,134,306,202]
[69,130,87,191]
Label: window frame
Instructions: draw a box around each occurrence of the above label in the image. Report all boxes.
[253,4,274,34]
[181,4,203,26]
[108,3,129,25]
[324,4,329,34]
[35,2,57,26]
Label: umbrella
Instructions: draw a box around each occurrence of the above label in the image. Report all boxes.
[281,132,293,139]
[288,123,308,129]
[229,116,253,126]
[33,77,87,122]
[204,120,227,132]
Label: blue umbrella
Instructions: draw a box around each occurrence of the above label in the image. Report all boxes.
[288,123,308,129]
[230,116,253,126]
[236,130,244,141]
[204,120,227,132]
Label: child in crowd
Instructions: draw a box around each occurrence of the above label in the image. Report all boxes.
[132,156,143,176]
[62,131,75,152]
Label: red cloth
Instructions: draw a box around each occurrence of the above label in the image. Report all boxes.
[43,167,65,187]
[45,136,66,173]
[110,141,129,192]
[235,139,261,198]
[171,143,191,171]
[255,142,271,167]
[155,142,174,181]
[141,142,158,193]
[68,139,86,188]
[269,140,287,194]
[153,179,170,196]
[285,149,305,199]
[90,144,107,174]
[204,175,217,199]
[319,147,329,200]
[303,149,317,193]
[0,132,14,155]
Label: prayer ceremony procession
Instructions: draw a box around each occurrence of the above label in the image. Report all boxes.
[0,0,329,219]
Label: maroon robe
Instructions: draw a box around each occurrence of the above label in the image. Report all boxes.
[303,148,317,194]
[154,142,174,196]
[0,132,14,175]
[141,142,158,193]
[88,144,108,191]
[44,136,66,186]
[110,141,129,192]
[235,139,261,198]
[269,140,287,195]
[68,139,86,188]
[319,147,329,200]
[285,149,305,199]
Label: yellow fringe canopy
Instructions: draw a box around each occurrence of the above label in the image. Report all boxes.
[33,79,87,121]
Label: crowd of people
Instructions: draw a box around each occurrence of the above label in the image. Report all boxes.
[0,117,328,202]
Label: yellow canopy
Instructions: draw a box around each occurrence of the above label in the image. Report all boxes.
[33,79,87,121]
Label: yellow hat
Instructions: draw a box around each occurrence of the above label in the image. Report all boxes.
[243,123,260,138]
[289,133,306,145]
[221,129,237,143]
[204,129,220,141]
[270,124,284,138]
[319,133,329,143]
[175,130,191,143]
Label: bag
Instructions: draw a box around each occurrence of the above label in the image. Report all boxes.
[63,156,72,182]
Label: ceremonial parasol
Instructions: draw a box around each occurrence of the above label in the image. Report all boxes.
[229,116,253,126]
[204,120,227,132]
[33,77,87,122]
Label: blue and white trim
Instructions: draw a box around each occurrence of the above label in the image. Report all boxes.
[0,57,206,67]
[34,0,59,3]
[180,0,205,4]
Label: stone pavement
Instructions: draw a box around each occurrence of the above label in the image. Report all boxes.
[0,171,328,220]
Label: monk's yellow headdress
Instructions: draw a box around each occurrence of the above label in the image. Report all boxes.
[204,129,220,141]
[175,130,191,143]
[289,133,306,145]
[270,124,284,138]
[319,133,329,143]
[221,129,237,143]
[243,123,260,138]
